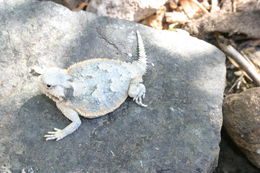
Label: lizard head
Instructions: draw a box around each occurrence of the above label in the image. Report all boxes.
[36,67,72,102]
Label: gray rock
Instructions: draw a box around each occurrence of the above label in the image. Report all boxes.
[86,0,169,22]
[0,1,226,173]
[223,87,260,168]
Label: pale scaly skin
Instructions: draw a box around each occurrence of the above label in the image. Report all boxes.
[38,31,147,141]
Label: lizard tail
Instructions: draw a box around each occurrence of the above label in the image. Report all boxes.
[135,30,147,75]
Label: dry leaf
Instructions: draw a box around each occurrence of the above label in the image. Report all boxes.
[72,1,88,11]
[141,6,166,30]
[168,0,178,10]
[201,0,211,10]
[180,0,208,18]
[165,12,188,24]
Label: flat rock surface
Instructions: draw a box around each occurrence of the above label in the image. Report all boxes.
[0,1,226,173]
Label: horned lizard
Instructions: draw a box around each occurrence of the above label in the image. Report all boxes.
[36,31,148,141]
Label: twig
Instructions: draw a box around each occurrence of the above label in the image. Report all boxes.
[217,37,260,86]
[227,74,244,93]
[191,0,209,14]
[232,0,237,12]
[211,0,219,12]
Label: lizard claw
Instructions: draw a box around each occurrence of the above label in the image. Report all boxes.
[44,128,65,141]
[133,88,147,107]
[134,95,147,107]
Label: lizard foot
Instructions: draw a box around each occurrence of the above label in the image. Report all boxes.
[44,128,66,141]
[128,83,147,107]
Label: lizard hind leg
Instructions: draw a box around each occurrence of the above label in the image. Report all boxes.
[128,78,147,107]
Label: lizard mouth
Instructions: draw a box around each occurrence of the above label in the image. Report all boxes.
[45,92,63,102]
[39,85,64,102]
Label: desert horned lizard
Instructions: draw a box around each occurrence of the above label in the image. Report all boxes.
[35,31,148,141]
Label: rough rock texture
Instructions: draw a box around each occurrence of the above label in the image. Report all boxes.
[86,0,169,22]
[223,88,260,168]
[185,10,260,39]
[0,1,226,172]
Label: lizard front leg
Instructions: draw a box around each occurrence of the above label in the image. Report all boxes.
[128,78,147,107]
[44,102,81,141]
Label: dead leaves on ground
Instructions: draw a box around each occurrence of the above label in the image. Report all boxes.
[141,0,219,30]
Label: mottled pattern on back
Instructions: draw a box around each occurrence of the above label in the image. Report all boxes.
[66,59,132,116]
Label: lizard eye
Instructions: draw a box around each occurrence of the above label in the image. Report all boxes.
[46,84,51,88]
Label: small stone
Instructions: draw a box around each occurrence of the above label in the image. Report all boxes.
[257,149,260,155]
[43,0,84,10]
[223,87,260,168]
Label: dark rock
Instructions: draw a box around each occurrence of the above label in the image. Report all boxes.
[215,130,260,173]
[0,1,226,172]
[223,87,260,168]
